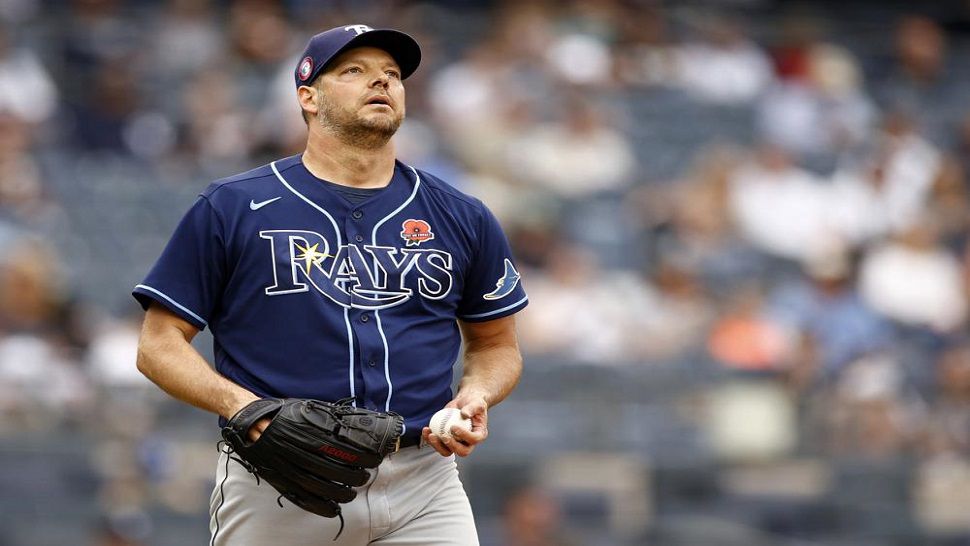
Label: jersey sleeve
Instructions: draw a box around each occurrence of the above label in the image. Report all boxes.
[132,195,227,330]
[456,205,529,322]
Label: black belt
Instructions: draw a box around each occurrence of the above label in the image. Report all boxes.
[398,432,421,449]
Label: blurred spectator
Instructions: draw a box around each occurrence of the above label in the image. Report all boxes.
[490,2,557,68]
[544,0,619,88]
[517,244,638,364]
[545,31,613,87]
[859,218,968,334]
[612,5,673,88]
[826,114,942,244]
[822,353,922,458]
[428,44,544,174]
[177,67,253,163]
[68,59,141,152]
[86,313,147,390]
[872,15,967,145]
[0,113,64,230]
[217,0,295,150]
[428,42,512,131]
[767,245,892,375]
[148,0,222,83]
[727,145,832,262]
[628,260,717,361]
[758,43,875,160]
[825,355,917,458]
[921,342,970,458]
[257,51,311,158]
[481,485,580,546]
[505,95,635,198]
[707,282,791,371]
[926,155,970,252]
[58,0,142,101]
[0,332,91,430]
[0,26,58,124]
[0,238,66,332]
[894,16,945,85]
[671,13,773,104]
[503,217,564,271]
[0,239,92,431]
[226,1,290,67]
[638,145,766,291]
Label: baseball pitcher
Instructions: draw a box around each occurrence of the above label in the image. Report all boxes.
[133,24,528,545]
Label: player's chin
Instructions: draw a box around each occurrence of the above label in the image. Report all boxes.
[364,112,402,127]
[365,118,401,138]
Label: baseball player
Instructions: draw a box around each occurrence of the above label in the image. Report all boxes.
[133,25,528,545]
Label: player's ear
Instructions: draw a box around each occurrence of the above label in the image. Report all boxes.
[297,84,320,118]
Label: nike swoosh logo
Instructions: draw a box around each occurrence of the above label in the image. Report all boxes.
[250,197,282,211]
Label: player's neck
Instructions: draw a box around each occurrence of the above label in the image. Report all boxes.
[303,134,396,189]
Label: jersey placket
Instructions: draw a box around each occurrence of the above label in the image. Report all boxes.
[346,206,390,412]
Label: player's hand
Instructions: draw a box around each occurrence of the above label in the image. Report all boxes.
[422,393,488,457]
[226,395,270,443]
[247,417,271,442]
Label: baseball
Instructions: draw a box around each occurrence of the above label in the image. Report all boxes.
[429,408,472,440]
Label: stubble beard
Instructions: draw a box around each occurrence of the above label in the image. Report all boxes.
[316,93,403,150]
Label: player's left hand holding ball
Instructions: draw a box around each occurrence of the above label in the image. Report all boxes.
[422,392,489,457]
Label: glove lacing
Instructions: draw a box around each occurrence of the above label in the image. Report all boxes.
[218,440,261,485]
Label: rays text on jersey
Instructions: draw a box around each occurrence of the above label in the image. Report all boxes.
[260,230,454,309]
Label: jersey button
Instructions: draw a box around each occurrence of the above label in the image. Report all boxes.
[352,210,363,219]
[355,234,364,242]
[368,360,377,367]
[360,314,369,323]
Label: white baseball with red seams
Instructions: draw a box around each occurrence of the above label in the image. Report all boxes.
[429,408,471,440]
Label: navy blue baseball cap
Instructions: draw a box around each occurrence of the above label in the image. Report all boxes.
[295,24,421,88]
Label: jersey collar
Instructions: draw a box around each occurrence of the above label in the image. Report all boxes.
[272,155,419,228]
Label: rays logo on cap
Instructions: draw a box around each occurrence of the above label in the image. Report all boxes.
[298,56,314,81]
[345,25,373,35]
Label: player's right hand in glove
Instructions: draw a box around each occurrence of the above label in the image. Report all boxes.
[221,398,403,526]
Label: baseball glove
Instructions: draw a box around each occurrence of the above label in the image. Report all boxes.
[221,397,404,533]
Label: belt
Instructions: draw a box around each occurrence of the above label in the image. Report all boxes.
[397,431,421,450]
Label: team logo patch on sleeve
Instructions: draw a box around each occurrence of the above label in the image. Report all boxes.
[483,258,521,300]
[401,219,435,247]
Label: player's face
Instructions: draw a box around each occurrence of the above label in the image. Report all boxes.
[314,46,406,148]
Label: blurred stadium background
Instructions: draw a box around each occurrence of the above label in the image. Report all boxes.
[1,0,969,544]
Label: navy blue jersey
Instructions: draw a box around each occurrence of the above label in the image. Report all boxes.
[133,155,527,440]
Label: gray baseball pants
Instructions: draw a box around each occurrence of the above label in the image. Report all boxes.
[209,444,479,545]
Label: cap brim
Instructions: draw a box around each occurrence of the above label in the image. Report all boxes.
[330,29,422,80]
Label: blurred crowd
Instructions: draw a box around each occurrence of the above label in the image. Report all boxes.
[1,0,969,544]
